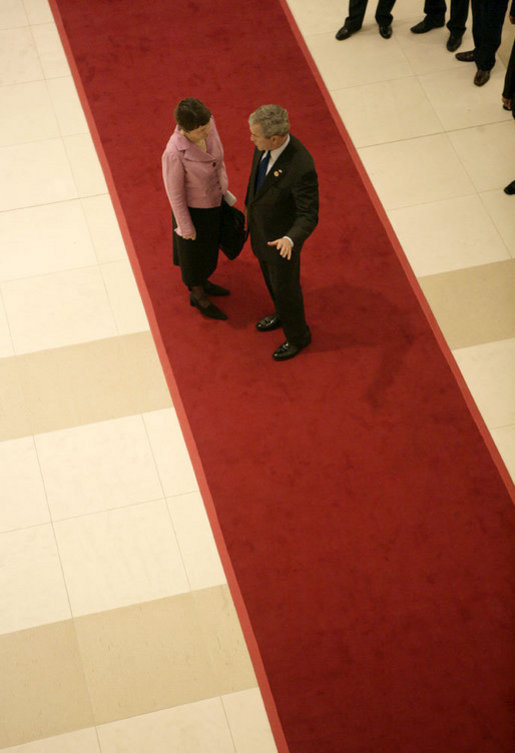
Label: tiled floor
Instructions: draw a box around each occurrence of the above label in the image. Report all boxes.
[0,0,513,750]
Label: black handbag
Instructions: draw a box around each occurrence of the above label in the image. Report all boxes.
[219,200,246,260]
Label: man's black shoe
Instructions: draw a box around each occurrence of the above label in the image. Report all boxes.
[379,24,392,39]
[410,17,444,33]
[203,280,230,296]
[272,330,311,361]
[503,181,515,195]
[455,50,476,62]
[190,294,227,320]
[446,33,463,52]
[256,314,281,332]
[335,25,353,40]
[474,69,490,86]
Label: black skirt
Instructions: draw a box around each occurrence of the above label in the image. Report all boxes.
[172,206,222,287]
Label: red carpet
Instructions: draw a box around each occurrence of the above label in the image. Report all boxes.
[50,1,514,750]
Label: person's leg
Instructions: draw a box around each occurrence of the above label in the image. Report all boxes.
[474,0,508,72]
[374,0,395,28]
[447,0,469,35]
[423,0,446,24]
[344,0,368,31]
[265,255,309,347]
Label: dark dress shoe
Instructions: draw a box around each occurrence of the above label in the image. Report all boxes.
[379,24,392,39]
[335,25,353,40]
[272,330,311,361]
[455,50,475,62]
[446,33,463,52]
[190,294,227,320]
[203,280,230,296]
[410,17,444,33]
[256,314,281,332]
[504,180,515,195]
[474,69,490,86]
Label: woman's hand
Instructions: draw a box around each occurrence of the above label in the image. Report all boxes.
[183,231,197,241]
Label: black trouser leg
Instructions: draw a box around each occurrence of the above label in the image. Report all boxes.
[472,0,509,71]
[345,0,368,31]
[423,0,446,23]
[259,256,309,346]
[375,0,396,27]
[447,0,469,35]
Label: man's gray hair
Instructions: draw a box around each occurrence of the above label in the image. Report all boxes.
[249,104,290,138]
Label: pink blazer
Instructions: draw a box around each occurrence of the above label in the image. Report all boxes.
[162,117,229,237]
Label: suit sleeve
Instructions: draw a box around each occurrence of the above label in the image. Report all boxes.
[287,167,319,248]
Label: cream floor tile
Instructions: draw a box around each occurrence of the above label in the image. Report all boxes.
[394,21,471,75]
[97,698,235,753]
[305,30,412,90]
[143,408,198,497]
[0,621,93,748]
[286,0,351,36]
[30,22,70,78]
[419,260,515,349]
[17,332,171,437]
[100,259,149,335]
[0,0,28,29]
[0,138,77,211]
[358,133,475,209]
[0,80,59,146]
[46,76,88,135]
[222,688,278,753]
[0,26,42,85]
[74,595,221,724]
[0,294,14,357]
[490,424,515,481]
[23,0,52,25]
[54,500,189,616]
[453,338,515,429]
[333,76,443,148]
[480,189,515,256]
[0,524,70,634]
[0,356,31,441]
[2,266,117,353]
[1,727,100,753]
[419,65,510,131]
[0,435,49,533]
[0,201,97,281]
[35,415,164,520]
[389,195,511,276]
[167,491,226,591]
[448,121,515,192]
[80,194,127,263]
[63,133,108,196]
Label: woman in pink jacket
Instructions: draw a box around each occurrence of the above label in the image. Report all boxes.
[162,98,235,320]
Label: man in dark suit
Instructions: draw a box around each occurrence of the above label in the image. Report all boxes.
[410,0,470,52]
[246,105,319,362]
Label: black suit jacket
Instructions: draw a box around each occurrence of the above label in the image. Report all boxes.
[245,134,319,263]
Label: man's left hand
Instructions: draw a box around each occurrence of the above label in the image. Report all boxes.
[268,237,293,260]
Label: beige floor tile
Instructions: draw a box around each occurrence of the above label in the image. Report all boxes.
[394,21,471,76]
[490,424,515,482]
[192,585,256,695]
[74,595,221,724]
[0,27,42,85]
[2,267,117,354]
[305,29,412,90]
[0,295,15,357]
[0,621,93,748]
[419,260,515,349]
[333,76,443,148]
[0,138,77,211]
[35,415,164,520]
[100,259,149,334]
[0,356,31,441]
[453,338,515,429]
[46,76,88,136]
[143,408,198,497]
[448,121,515,192]
[389,195,511,276]
[0,201,97,281]
[0,81,59,147]
[222,688,278,753]
[0,436,49,533]
[17,332,171,436]
[419,65,510,131]
[286,0,351,36]
[358,133,475,209]
[167,492,226,591]
[80,195,127,263]
[30,22,70,78]
[1,727,100,753]
[23,0,53,25]
[97,698,235,753]
[54,500,189,616]
[63,133,107,196]
[0,524,70,634]
[0,0,28,29]
[480,189,515,256]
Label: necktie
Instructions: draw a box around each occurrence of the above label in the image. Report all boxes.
[255,151,270,191]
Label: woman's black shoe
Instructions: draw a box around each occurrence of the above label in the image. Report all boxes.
[203,280,230,296]
[190,294,227,320]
